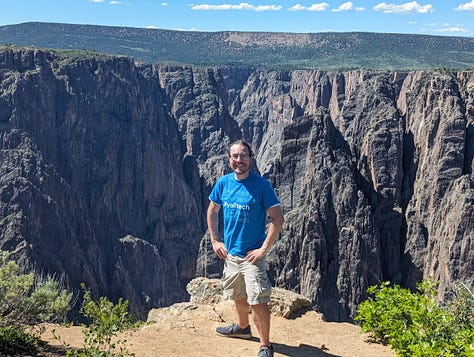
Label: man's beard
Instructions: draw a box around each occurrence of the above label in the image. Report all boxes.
[233,165,250,175]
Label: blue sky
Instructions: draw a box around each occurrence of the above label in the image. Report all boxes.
[1,1,473,37]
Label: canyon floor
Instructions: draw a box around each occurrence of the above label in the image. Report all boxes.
[39,300,395,357]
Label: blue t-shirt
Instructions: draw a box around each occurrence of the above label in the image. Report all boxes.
[209,172,280,257]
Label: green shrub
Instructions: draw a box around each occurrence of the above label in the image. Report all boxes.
[355,280,474,356]
[0,325,43,355]
[61,284,134,357]
[0,251,73,355]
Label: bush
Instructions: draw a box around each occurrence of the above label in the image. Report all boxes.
[0,251,73,355]
[0,324,44,355]
[59,283,135,357]
[355,280,474,356]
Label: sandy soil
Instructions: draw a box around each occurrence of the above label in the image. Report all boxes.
[39,301,394,357]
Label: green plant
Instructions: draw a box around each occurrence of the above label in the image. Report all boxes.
[63,283,134,357]
[355,280,474,357]
[0,251,73,355]
[0,324,44,355]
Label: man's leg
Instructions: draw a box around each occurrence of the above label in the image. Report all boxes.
[251,302,271,347]
[216,256,253,339]
[234,297,250,328]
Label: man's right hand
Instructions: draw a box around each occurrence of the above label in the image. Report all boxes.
[212,240,227,259]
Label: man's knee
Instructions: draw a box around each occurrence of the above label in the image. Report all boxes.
[250,302,270,315]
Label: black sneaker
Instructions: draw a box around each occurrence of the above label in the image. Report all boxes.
[215,323,252,339]
[258,345,274,357]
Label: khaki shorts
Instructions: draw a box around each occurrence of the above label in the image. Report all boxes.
[221,254,272,305]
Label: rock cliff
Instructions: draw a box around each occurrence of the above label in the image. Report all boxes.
[0,48,472,321]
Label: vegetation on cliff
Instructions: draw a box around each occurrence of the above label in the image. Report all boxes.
[0,252,135,356]
[356,280,474,356]
[53,284,134,357]
[0,252,72,355]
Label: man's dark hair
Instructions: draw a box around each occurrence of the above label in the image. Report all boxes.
[229,140,253,158]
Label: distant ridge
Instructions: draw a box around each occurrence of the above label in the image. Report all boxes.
[1,21,474,70]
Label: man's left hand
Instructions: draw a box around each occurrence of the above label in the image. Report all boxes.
[245,248,266,264]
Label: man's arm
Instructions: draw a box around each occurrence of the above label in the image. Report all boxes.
[207,201,227,259]
[246,205,284,263]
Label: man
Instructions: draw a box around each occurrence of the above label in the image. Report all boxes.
[207,140,284,357]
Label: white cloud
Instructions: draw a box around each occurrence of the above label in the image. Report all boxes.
[172,27,204,31]
[89,0,104,2]
[288,3,330,11]
[161,2,168,6]
[190,3,282,11]
[434,26,468,33]
[308,3,331,11]
[110,1,122,4]
[373,1,433,14]
[456,0,474,10]
[332,2,365,12]
[288,4,306,11]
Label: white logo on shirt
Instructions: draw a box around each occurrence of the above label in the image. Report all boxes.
[223,201,250,211]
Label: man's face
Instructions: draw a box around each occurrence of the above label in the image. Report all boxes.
[229,144,251,177]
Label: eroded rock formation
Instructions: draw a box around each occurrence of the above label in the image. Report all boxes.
[0,48,472,321]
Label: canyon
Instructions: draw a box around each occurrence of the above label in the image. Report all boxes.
[0,47,472,321]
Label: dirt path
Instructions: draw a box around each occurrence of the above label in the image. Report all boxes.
[42,301,394,357]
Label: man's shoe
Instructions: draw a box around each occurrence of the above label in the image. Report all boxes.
[258,345,274,357]
[215,323,252,339]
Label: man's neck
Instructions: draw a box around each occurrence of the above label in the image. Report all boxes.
[234,171,250,180]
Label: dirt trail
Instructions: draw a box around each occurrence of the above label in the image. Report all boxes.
[42,301,394,357]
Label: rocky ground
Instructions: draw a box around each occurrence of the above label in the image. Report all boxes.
[39,300,394,357]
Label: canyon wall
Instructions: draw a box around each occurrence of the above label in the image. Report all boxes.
[0,48,472,321]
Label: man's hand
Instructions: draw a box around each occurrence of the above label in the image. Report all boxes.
[212,240,227,259]
[245,248,266,264]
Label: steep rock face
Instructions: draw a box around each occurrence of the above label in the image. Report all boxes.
[267,112,383,321]
[397,72,474,294]
[0,49,202,318]
[0,48,472,321]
